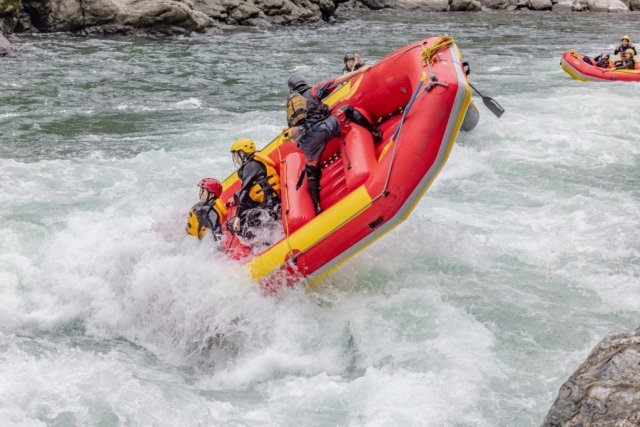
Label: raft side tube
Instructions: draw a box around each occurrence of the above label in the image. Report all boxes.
[281,152,316,234]
[341,124,377,191]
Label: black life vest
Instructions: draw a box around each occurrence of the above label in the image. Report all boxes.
[286,88,330,128]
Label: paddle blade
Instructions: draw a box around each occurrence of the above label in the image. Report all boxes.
[482,95,505,118]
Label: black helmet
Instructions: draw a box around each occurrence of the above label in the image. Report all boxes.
[344,53,355,63]
[287,75,308,92]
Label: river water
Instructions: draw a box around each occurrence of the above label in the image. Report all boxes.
[1,10,639,426]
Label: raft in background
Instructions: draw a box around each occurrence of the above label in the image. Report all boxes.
[197,36,477,288]
[560,50,640,82]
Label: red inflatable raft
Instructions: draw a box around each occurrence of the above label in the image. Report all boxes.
[561,50,640,82]
[193,36,476,288]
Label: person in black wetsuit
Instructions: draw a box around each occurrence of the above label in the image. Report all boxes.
[228,138,281,240]
[342,53,366,74]
[285,66,382,215]
[593,53,610,68]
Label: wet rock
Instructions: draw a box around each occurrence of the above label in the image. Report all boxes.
[587,0,629,10]
[356,0,457,9]
[629,0,640,8]
[543,327,640,427]
[529,0,552,8]
[1,0,20,56]
[0,31,15,56]
[20,0,211,34]
[192,0,335,26]
[15,10,38,32]
[481,0,513,8]
[1,0,20,29]
[552,0,575,11]
[449,0,482,10]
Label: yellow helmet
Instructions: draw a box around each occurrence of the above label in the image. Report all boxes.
[230,138,256,154]
[621,35,631,42]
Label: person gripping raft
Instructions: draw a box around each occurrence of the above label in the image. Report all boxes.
[186,178,226,241]
[227,138,281,240]
[285,67,382,215]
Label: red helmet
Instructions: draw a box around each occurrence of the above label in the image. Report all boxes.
[198,178,222,198]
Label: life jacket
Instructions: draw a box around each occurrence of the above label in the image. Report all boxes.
[248,152,281,203]
[186,198,227,239]
[286,88,330,128]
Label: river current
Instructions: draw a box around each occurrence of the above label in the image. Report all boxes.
[1,11,639,426]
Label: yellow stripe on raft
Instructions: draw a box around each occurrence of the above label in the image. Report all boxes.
[608,68,640,75]
[248,185,373,280]
[561,61,592,82]
[323,75,364,106]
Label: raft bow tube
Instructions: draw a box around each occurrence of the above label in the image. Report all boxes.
[561,50,640,82]
[200,36,475,288]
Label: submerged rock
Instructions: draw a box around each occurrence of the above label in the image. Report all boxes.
[543,327,640,427]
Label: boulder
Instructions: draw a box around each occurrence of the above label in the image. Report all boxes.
[191,0,334,26]
[630,0,640,8]
[587,0,629,10]
[543,327,640,427]
[450,0,482,10]
[529,0,552,8]
[481,0,512,8]
[19,0,211,34]
[0,0,19,56]
[552,0,574,10]
[0,31,14,56]
[0,0,20,30]
[357,0,449,9]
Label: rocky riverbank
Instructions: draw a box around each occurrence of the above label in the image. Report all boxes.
[543,327,640,426]
[1,0,638,54]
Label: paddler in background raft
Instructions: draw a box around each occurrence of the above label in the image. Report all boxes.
[614,50,635,70]
[614,35,637,57]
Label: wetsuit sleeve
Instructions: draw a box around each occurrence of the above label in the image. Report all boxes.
[614,46,621,55]
[235,161,267,217]
[311,79,337,99]
[205,209,222,240]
